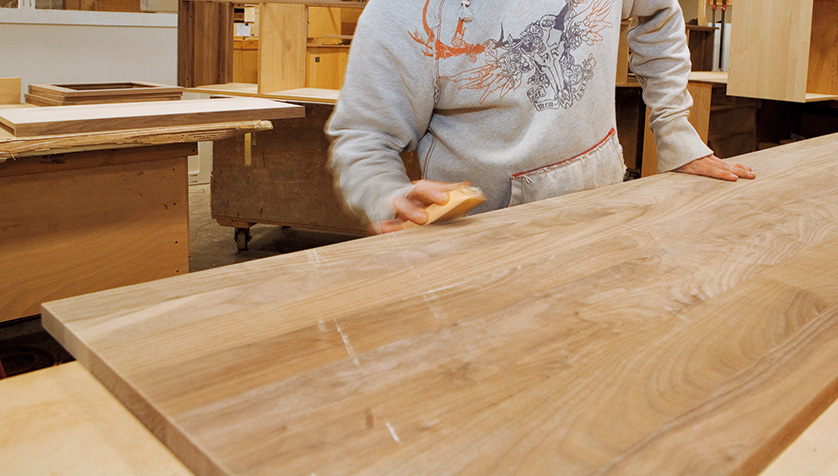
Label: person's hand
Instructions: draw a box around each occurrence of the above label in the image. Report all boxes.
[375,180,472,233]
[674,154,755,181]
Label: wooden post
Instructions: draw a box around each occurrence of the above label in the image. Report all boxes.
[178,0,234,88]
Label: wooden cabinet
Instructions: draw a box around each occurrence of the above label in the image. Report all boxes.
[233,38,258,84]
[258,2,362,93]
[728,0,838,102]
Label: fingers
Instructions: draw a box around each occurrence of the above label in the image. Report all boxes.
[376,219,409,234]
[393,195,429,225]
[675,155,755,181]
[408,180,472,205]
[374,179,474,234]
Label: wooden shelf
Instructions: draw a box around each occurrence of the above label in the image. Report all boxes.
[728,0,838,102]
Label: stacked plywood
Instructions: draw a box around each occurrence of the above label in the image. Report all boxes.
[25,82,183,107]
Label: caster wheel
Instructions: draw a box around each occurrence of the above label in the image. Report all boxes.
[234,227,251,251]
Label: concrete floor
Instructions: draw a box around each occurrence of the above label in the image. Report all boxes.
[187,183,359,272]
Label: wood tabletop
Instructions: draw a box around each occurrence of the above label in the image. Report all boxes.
[0,362,193,476]
[42,134,838,476]
[0,97,303,137]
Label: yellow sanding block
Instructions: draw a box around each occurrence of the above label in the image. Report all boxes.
[400,184,486,229]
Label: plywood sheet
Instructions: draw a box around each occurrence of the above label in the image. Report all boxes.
[0,77,21,105]
[0,144,193,322]
[0,97,303,137]
[0,363,194,476]
[42,134,838,476]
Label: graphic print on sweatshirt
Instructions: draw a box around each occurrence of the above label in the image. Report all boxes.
[410,0,614,111]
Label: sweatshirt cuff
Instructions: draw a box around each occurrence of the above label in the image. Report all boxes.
[652,117,714,173]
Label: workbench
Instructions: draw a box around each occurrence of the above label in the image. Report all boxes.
[189,83,651,246]
[40,133,838,475]
[0,98,303,323]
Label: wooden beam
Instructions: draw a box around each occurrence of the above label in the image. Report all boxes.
[0,120,272,163]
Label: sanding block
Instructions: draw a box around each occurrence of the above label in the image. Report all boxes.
[400,184,486,229]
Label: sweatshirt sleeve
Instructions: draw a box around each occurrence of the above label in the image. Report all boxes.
[622,0,713,172]
[326,1,435,225]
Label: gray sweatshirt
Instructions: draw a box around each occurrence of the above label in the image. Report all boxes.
[327,0,713,225]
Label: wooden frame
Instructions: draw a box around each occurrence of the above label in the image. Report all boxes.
[25,81,184,106]
[728,0,838,102]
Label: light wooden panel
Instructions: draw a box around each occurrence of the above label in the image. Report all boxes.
[1,144,192,322]
[258,3,307,93]
[305,45,350,89]
[233,38,259,84]
[42,134,838,476]
[0,98,303,137]
[0,363,194,476]
[0,77,21,105]
[728,0,814,102]
[760,393,838,475]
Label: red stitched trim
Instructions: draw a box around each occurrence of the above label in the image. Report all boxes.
[511,128,616,178]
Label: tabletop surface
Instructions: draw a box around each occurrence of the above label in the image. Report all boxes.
[43,134,838,476]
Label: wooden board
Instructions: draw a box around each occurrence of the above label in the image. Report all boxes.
[727,0,838,102]
[760,390,838,475]
[0,362,194,476]
[0,97,303,137]
[28,81,183,101]
[42,134,838,476]
[0,77,21,105]
[185,82,261,97]
[0,120,272,160]
[177,0,234,88]
[258,3,307,93]
[0,144,192,322]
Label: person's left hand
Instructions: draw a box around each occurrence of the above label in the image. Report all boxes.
[674,154,755,181]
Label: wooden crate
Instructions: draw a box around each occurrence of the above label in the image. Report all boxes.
[211,101,420,236]
[728,0,838,102]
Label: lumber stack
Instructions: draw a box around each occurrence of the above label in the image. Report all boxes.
[25,82,183,107]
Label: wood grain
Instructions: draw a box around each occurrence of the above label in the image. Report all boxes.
[258,3,307,93]
[726,0,838,102]
[0,362,194,476]
[1,144,192,322]
[177,0,233,88]
[0,77,21,105]
[0,120,272,160]
[42,134,838,476]
[807,0,838,96]
[0,98,303,137]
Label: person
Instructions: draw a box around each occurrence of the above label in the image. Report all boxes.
[327,0,754,233]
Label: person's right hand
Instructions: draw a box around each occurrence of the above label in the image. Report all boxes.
[375,179,472,233]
